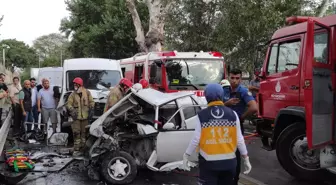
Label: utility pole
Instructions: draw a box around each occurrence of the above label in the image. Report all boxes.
[2,44,10,67]
[60,50,63,67]
[38,56,41,68]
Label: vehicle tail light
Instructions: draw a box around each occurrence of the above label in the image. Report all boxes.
[158,51,176,57]
[210,51,223,57]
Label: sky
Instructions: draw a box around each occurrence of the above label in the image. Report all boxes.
[0,0,69,46]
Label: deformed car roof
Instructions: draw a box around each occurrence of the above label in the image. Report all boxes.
[133,88,194,106]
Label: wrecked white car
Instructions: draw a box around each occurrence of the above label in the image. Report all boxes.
[86,88,203,184]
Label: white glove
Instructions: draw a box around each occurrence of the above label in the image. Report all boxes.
[182,153,191,171]
[242,156,252,174]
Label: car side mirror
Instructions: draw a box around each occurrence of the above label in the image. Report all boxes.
[162,122,175,130]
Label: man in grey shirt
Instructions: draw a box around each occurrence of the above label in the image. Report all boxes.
[37,78,58,134]
[248,73,260,100]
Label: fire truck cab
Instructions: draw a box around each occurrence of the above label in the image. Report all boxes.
[119,51,226,101]
[256,14,336,181]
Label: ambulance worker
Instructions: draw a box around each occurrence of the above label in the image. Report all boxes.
[182,83,252,185]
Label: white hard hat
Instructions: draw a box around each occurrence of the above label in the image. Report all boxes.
[220,79,230,87]
[132,83,143,91]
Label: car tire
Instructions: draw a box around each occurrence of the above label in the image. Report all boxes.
[0,172,27,185]
[276,122,331,181]
[100,151,137,184]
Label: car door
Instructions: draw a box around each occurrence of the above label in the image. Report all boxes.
[304,19,333,149]
[156,97,198,163]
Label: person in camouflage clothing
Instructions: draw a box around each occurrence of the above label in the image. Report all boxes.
[66,77,94,156]
[104,78,133,113]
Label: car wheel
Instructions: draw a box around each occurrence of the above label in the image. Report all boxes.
[0,163,27,185]
[276,122,331,181]
[100,151,137,184]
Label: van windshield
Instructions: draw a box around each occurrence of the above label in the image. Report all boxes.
[67,70,121,91]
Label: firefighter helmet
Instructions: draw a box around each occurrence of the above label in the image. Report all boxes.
[139,79,149,88]
[220,79,230,87]
[119,78,133,89]
[73,77,83,86]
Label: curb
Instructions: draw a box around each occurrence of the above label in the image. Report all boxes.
[239,174,267,185]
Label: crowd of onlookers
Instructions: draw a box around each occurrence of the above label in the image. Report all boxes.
[0,72,59,138]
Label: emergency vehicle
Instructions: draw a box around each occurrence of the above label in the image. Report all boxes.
[119,51,226,100]
[255,14,336,181]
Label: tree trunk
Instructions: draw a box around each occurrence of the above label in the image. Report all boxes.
[317,0,331,17]
[126,0,173,52]
[125,0,147,52]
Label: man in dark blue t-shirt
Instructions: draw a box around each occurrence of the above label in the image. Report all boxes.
[224,68,258,185]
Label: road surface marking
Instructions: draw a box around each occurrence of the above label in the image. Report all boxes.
[240,174,267,185]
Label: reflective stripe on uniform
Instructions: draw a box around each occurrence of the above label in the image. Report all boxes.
[199,119,237,161]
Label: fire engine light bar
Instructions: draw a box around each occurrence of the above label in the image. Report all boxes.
[286,16,311,24]
[158,51,176,57]
[210,51,223,57]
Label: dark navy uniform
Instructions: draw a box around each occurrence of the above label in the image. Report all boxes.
[183,83,249,185]
[225,84,255,185]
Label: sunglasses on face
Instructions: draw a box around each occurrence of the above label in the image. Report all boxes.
[230,77,240,80]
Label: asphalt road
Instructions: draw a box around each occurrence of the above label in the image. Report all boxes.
[5,122,336,185]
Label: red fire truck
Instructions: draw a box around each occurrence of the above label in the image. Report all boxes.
[256,14,336,181]
[119,51,226,98]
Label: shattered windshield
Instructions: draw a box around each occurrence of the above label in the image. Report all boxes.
[165,59,224,90]
[67,70,121,91]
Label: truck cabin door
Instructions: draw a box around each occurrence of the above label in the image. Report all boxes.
[304,19,333,149]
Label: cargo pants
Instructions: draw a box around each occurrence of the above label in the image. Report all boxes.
[71,119,88,151]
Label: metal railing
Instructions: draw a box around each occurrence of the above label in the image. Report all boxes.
[0,108,12,154]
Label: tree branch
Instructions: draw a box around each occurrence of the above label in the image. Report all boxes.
[125,0,147,52]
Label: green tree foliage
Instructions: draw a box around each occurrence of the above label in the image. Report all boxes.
[166,0,222,51]
[0,39,38,68]
[33,33,71,67]
[166,0,329,74]
[60,0,148,59]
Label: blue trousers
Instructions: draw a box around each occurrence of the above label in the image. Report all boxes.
[199,167,235,185]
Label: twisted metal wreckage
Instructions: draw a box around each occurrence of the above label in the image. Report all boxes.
[0,87,258,185]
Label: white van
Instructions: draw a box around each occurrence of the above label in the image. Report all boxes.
[59,58,123,118]
[38,67,63,87]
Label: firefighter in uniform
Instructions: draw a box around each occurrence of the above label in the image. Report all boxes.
[104,78,133,113]
[182,83,252,185]
[66,77,94,156]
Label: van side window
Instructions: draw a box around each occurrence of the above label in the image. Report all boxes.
[314,32,328,64]
[267,44,278,75]
[266,40,301,75]
[156,66,162,85]
[277,40,301,73]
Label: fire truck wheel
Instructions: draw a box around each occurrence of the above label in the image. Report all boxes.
[100,151,137,184]
[276,122,328,181]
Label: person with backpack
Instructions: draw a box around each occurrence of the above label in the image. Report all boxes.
[66,77,94,157]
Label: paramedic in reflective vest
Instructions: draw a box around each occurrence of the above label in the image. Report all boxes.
[66,77,94,157]
[104,78,133,112]
[182,83,252,185]
[224,68,258,185]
